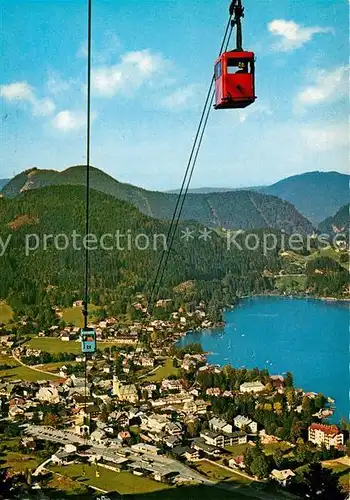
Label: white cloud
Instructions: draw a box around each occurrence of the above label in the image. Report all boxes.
[52,110,87,131]
[160,84,201,110]
[92,49,168,97]
[268,19,332,51]
[0,81,34,101]
[239,103,273,123]
[51,110,97,131]
[0,81,55,116]
[296,65,349,107]
[301,122,349,151]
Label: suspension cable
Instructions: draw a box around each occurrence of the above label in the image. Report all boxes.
[83,0,92,424]
[148,20,234,311]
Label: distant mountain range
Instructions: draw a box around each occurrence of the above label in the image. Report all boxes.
[260,171,349,225]
[0,179,10,190]
[167,171,349,225]
[167,186,263,194]
[1,166,313,234]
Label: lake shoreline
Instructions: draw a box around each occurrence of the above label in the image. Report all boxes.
[239,292,350,304]
[178,296,349,422]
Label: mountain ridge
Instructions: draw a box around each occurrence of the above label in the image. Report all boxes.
[2,166,314,234]
[260,171,349,225]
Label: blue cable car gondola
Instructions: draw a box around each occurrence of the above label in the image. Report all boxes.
[80,327,97,353]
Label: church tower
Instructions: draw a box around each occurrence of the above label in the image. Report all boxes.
[112,375,120,397]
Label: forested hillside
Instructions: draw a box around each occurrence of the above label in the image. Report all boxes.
[0,185,282,318]
[2,166,314,233]
[318,204,349,235]
[0,179,10,190]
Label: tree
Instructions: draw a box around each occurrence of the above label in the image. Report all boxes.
[250,453,270,479]
[296,462,344,500]
[43,412,60,427]
[285,371,294,388]
[273,449,284,469]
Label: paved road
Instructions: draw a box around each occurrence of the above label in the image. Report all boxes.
[33,458,52,476]
[11,350,62,378]
[25,425,211,484]
[26,426,297,499]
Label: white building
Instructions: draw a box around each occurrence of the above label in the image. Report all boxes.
[36,387,60,404]
[234,415,258,434]
[308,423,344,449]
[239,381,265,393]
[209,417,233,434]
[270,469,295,487]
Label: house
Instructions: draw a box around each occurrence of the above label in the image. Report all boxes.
[308,423,344,449]
[200,430,225,447]
[234,415,258,434]
[270,375,284,391]
[118,431,131,441]
[8,405,25,419]
[112,376,139,403]
[200,430,247,447]
[206,387,221,397]
[172,445,199,461]
[90,430,107,444]
[209,417,233,434]
[161,379,182,393]
[51,449,73,466]
[229,456,245,469]
[192,438,222,458]
[131,443,159,455]
[142,414,168,433]
[270,469,295,487]
[60,333,72,342]
[165,435,182,448]
[240,381,265,393]
[166,421,183,436]
[36,386,60,405]
[73,300,83,308]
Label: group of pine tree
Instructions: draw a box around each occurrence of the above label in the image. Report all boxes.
[0,184,348,323]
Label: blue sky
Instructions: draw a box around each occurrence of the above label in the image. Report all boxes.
[0,0,349,190]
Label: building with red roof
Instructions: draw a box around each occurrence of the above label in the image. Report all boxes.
[308,423,344,449]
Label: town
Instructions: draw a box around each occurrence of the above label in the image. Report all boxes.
[0,299,348,499]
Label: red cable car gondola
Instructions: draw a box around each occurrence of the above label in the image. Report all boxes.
[214,0,256,110]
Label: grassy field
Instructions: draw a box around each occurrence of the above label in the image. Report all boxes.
[0,362,58,381]
[275,275,307,292]
[323,459,350,493]
[0,353,18,366]
[26,337,122,354]
[61,305,103,327]
[225,443,250,456]
[195,460,251,485]
[263,441,293,456]
[26,337,82,354]
[39,361,79,373]
[145,357,180,382]
[0,438,39,473]
[50,464,171,495]
[45,473,88,496]
[0,302,13,324]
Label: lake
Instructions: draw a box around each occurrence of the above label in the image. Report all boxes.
[177,296,349,422]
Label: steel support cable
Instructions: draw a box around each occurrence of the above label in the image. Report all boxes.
[123,18,234,387]
[150,26,234,305]
[83,0,92,426]
[147,18,233,314]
